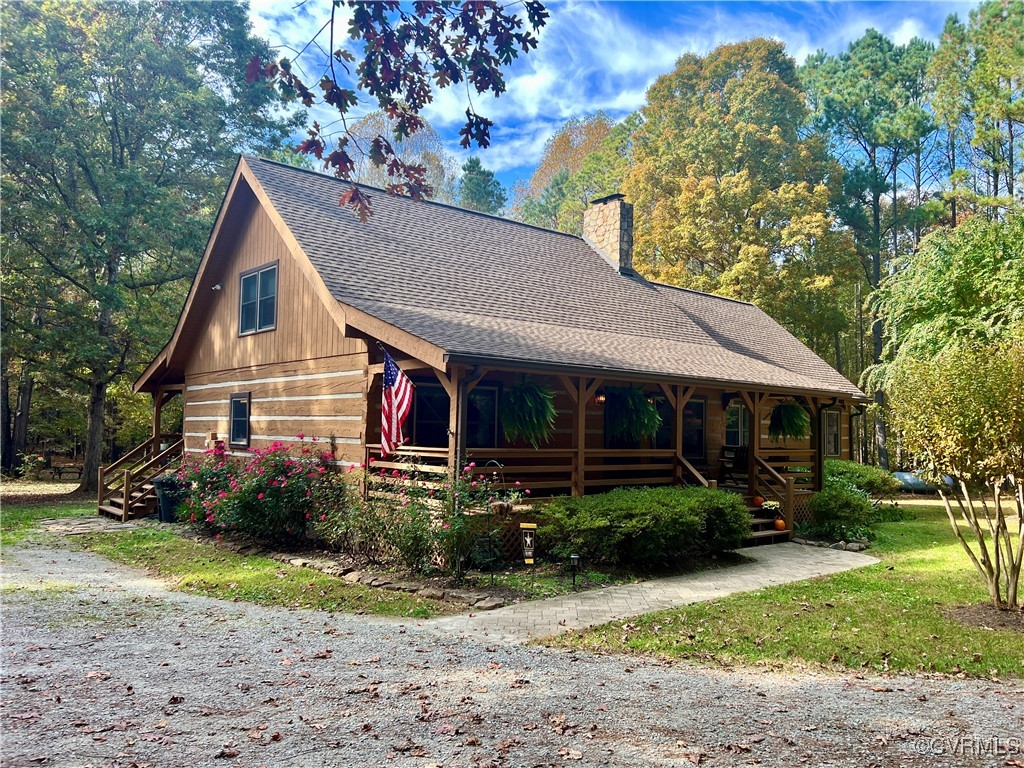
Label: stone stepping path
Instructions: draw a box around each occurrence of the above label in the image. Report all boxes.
[426,543,879,645]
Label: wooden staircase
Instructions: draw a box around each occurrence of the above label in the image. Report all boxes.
[98,435,183,521]
[744,497,792,545]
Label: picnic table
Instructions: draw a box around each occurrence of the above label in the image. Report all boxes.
[49,465,83,480]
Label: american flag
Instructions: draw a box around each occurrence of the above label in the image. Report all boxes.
[381,349,414,456]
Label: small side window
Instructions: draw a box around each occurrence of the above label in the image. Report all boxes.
[824,410,841,457]
[229,392,250,447]
[239,263,277,335]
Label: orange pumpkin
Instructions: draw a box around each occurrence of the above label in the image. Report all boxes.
[753,495,765,507]
[773,517,787,531]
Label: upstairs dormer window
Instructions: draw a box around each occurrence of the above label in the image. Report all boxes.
[239,262,277,335]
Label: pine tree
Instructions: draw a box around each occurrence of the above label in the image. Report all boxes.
[458,157,507,214]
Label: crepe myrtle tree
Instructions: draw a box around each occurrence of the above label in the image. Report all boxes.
[247,0,548,220]
[888,339,1024,610]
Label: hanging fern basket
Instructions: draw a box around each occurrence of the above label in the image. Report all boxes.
[500,375,556,448]
[768,401,810,441]
[604,386,662,443]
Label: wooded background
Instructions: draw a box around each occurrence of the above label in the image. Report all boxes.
[2,0,1021,483]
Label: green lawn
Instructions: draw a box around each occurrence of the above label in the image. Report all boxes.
[77,527,457,618]
[1,499,94,546]
[551,501,1024,677]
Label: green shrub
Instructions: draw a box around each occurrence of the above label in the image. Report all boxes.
[539,486,751,567]
[308,468,361,548]
[806,479,874,540]
[824,459,902,498]
[683,486,752,553]
[380,498,435,571]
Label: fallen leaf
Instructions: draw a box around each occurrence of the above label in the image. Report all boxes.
[214,747,239,759]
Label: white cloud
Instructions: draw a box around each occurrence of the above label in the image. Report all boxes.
[247,1,976,180]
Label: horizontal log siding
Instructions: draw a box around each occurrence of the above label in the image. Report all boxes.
[182,356,368,464]
[184,201,357,376]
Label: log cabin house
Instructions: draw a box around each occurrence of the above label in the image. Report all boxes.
[105,156,868,538]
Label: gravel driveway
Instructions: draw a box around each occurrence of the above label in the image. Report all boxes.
[2,539,1021,768]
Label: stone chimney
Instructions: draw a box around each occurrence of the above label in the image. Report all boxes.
[582,193,634,275]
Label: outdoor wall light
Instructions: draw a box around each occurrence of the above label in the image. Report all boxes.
[211,283,223,291]
[594,391,607,404]
[570,553,580,588]
[520,522,537,565]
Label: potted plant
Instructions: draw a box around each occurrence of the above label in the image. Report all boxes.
[501,375,556,448]
[768,401,810,441]
[604,386,662,442]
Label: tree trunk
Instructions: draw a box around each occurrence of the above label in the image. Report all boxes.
[949,133,957,226]
[12,372,34,473]
[870,176,889,470]
[914,141,922,245]
[833,331,843,376]
[1008,118,1015,200]
[1,372,12,473]
[77,378,107,493]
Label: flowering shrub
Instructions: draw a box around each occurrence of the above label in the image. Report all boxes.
[176,439,529,575]
[177,439,336,542]
[361,458,528,576]
[177,443,236,526]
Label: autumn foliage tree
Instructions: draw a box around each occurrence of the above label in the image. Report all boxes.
[623,39,859,364]
[881,213,1023,609]
[249,0,548,218]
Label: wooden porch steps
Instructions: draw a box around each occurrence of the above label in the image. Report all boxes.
[742,505,792,546]
[98,436,182,521]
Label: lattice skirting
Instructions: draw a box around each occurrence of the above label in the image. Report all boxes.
[792,491,815,526]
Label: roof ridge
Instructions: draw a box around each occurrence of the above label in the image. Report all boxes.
[243,154,585,242]
[650,280,756,307]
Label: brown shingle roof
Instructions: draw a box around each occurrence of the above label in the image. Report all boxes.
[245,157,864,399]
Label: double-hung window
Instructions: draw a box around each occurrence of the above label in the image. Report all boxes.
[239,263,277,335]
[229,392,251,447]
[724,403,750,447]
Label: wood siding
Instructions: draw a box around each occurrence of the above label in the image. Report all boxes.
[182,357,368,464]
[184,201,355,376]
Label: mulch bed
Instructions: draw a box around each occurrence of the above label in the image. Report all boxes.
[946,603,1024,632]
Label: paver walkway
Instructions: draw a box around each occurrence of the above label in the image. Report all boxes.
[427,543,878,644]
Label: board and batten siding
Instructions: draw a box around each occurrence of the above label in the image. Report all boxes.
[186,199,354,374]
[181,195,369,464]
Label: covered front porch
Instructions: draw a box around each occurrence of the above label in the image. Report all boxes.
[367,358,848,537]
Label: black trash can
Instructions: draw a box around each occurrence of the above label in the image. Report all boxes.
[152,474,184,523]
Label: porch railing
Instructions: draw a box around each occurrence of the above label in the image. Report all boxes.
[365,445,709,499]
[758,448,817,491]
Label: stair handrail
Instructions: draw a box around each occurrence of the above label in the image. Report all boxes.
[676,454,717,489]
[115,439,185,522]
[129,439,184,486]
[755,456,795,535]
[99,436,159,507]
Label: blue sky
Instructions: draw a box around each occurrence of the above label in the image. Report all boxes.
[248,0,978,190]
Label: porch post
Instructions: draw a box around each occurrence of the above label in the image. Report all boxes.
[812,402,825,491]
[745,392,762,498]
[575,376,586,497]
[446,365,464,473]
[672,385,696,485]
[151,388,163,443]
[575,377,604,496]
